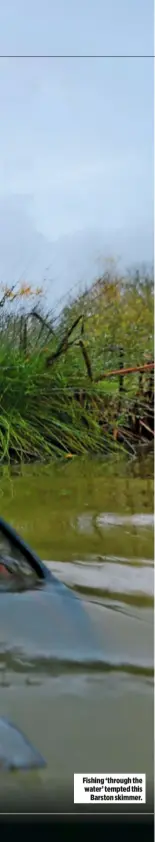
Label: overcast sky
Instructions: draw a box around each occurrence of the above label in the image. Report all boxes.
[0,0,153,304]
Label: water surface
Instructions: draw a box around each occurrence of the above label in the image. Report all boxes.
[0,458,154,812]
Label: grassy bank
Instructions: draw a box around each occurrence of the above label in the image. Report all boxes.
[0,269,153,462]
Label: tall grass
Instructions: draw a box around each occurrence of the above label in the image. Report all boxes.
[0,269,153,462]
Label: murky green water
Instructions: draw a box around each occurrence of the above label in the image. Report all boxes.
[0,457,154,812]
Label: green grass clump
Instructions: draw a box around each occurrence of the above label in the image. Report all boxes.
[0,268,153,463]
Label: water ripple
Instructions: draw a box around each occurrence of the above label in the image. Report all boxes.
[77,512,154,532]
[45,559,154,601]
[0,650,153,679]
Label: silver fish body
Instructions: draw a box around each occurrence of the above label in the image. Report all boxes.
[0,717,46,771]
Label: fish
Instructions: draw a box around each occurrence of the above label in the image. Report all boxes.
[0,717,46,771]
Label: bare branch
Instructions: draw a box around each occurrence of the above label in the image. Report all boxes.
[46,313,83,368]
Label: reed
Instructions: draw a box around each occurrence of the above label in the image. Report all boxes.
[0,270,153,462]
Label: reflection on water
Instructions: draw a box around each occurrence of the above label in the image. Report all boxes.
[46,556,153,600]
[0,459,154,811]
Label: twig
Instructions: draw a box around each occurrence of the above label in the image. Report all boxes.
[29,309,55,336]
[139,419,154,437]
[95,362,154,382]
[0,285,16,308]
[46,313,83,367]
[79,339,93,381]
